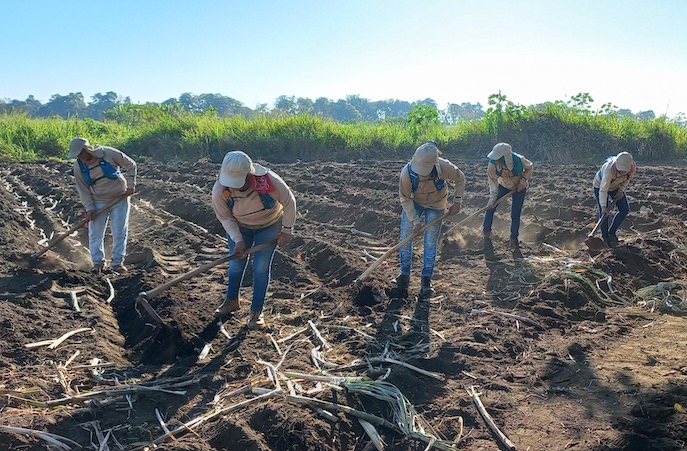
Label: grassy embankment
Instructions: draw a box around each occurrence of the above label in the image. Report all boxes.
[1,102,685,164]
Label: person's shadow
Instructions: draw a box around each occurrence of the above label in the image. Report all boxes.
[483,238,535,309]
[483,237,504,292]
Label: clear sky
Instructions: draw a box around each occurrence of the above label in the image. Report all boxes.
[2,0,686,117]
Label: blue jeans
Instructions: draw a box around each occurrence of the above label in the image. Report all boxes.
[226,220,281,311]
[399,202,444,278]
[482,184,526,240]
[594,187,630,240]
[88,197,130,266]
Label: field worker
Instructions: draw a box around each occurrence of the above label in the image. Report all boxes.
[211,151,296,329]
[389,141,466,299]
[593,151,636,248]
[482,142,533,248]
[69,137,136,273]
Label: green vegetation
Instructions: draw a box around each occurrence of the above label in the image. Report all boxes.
[1,93,685,163]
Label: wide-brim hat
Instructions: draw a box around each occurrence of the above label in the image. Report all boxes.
[410,142,439,176]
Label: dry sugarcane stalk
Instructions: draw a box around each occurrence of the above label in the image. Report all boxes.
[98,430,112,451]
[45,383,187,407]
[0,426,83,450]
[49,327,93,350]
[105,278,115,303]
[155,408,173,437]
[470,309,544,330]
[150,388,282,446]
[288,394,457,451]
[24,338,57,349]
[63,350,80,367]
[308,320,332,350]
[287,394,399,430]
[211,383,252,405]
[70,291,81,313]
[70,362,116,370]
[324,324,376,340]
[466,386,516,451]
[368,357,445,381]
[268,334,282,355]
[277,326,308,343]
[359,418,385,451]
[282,371,364,383]
[25,328,93,349]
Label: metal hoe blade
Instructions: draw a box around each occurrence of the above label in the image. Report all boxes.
[584,235,607,251]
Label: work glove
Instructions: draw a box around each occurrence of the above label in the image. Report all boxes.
[601,206,609,216]
[517,178,528,192]
[125,187,135,196]
[412,223,423,236]
[487,198,497,210]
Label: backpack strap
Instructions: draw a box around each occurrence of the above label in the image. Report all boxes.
[223,173,276,210]
[407,163,445,193]
[78,159,121,186]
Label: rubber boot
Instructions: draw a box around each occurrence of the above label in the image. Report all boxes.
[420,276,434,298]
[386,274,409,299]
[214,299,240,317]
[247,310,265,329]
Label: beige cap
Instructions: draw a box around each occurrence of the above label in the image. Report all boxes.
[410,142,439,176]
[219,151,268,188]
[614,152,633,171]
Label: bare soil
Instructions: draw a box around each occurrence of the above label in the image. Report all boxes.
[1,158,686,451]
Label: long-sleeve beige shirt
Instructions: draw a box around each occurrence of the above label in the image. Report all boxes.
[487,153,533,202]
[399,157,466,226]
[73,146,137,211]
[593,160,635,206]
[211,169,296,244]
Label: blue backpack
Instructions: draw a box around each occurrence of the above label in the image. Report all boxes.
[78,159,121,186]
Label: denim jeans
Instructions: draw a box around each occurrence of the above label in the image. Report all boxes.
[399,202,444,278]
[226,220,281,311]
[482,184,527,240]
[594,187,630,240]
[88,197,130,266]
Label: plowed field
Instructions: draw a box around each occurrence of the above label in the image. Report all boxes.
[1,158,686,451]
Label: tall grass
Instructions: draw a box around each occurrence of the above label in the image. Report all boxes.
[1,106,685,164]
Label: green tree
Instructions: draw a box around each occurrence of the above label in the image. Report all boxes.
[36,92,86,118]
[407,104,440,138]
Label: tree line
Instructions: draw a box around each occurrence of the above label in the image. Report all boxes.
[0,91,670,124]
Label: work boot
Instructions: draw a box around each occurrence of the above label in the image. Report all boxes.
[607,233,619,248]
[386,274,409,299]
[91,264,104,274]
[420,276,434,298]
[247,310,265,329]
[509,238,520,249]
[111,265,127,273]
[214,299,240,317]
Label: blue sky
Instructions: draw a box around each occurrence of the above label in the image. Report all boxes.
[2,0,686,117]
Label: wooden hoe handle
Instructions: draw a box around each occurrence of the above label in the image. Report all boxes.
[354,212,450,286]
[32,194,128,259]
[138,240,278,301]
